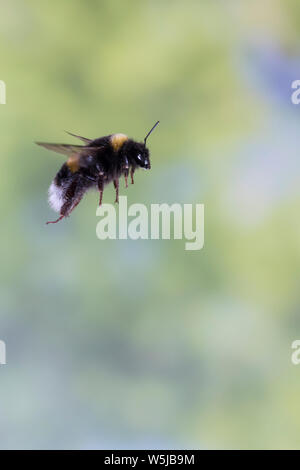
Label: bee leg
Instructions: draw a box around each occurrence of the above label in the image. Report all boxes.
[46,214,65,225]
[66,196,84,217]
[123,157,129,188]
[130,168,135,184]
[96,164,105,206]
[124,171,128,188]
[98,175,104,206]
[46,201,73,225]
[113,178,119,204]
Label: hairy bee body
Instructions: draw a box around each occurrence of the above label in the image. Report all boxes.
[36,123,159,224]
[48,135,135,217]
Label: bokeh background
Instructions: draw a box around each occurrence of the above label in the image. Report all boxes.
[1,0,300,450]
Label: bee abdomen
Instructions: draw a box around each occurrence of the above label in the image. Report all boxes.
[48,180,64,213]
[48,163,72,213]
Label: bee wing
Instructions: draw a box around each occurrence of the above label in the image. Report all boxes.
[36,142,104,172]
[35,142,88,157]
[64,131,92,144]
[36,142,102,157]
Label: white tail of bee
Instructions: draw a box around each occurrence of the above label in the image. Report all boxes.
[48,181,64,213]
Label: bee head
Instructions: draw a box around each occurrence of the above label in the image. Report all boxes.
[123,121,159,170]
[123,141,151,169]
[134,142,151,170]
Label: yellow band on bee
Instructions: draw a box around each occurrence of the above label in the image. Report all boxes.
[110,133,128,152]
[67,155,80,173]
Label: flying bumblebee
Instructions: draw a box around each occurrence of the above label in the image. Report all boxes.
[36,121,159,224]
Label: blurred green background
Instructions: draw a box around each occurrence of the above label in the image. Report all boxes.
[1,0,300,450]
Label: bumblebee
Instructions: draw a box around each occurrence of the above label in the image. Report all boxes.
[36,121,159,224]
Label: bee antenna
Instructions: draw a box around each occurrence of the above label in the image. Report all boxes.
[144,121,160,144]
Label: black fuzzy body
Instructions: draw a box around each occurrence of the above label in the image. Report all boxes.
[45,135,151,223]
